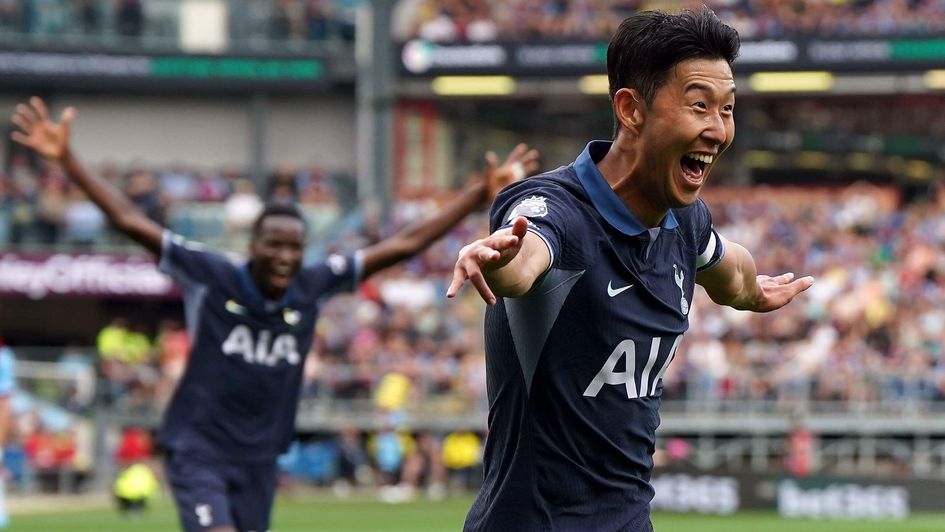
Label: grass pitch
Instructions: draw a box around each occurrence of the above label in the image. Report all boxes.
[6,494,945,531]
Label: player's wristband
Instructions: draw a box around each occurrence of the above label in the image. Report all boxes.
[510,162,526,182]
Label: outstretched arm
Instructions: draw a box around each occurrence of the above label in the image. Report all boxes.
[359,144,539,279]
[696,236,813,312]
[446,216,551,305]
[11,97,163,255]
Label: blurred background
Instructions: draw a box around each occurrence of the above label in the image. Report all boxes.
[1,0,945,528]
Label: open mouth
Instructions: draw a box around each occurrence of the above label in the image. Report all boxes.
[680,152,713,185]
[270,265,293,285]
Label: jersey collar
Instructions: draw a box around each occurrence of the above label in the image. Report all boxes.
[573,140,679,236]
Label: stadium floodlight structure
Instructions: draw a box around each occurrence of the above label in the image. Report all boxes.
[356,0,396,220]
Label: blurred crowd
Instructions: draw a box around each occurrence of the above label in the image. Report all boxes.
[300,178,945,418]
[1,0,944,50]
[0,0,356,44]
[3,177,945,494]
[0,148,356,248]
[669,182,945,411]
[399,0,945,42]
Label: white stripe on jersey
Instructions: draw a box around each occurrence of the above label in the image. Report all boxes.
[526,227,555,275]
[696,230,718,269]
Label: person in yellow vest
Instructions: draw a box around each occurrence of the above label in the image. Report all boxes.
[374,372,411,412]
[442,431,483,491]
[113,462,160,517]
[97,318,134,406]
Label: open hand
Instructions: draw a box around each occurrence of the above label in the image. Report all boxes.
[484,143,540,201]
[447,216,529,305]
[750,272,814,312]
[10,97,75,162]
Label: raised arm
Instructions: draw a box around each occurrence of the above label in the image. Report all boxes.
[446,216,551,305]
[696,235,813,312]
[10,97,164,255]
[359,144,539,279]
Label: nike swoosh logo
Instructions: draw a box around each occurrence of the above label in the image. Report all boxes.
[607,281,634,297]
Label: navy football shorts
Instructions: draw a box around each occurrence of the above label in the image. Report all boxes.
[165,450,278,532]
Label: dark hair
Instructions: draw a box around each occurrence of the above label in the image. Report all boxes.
[608,7,740,107]
[251,202,307,237]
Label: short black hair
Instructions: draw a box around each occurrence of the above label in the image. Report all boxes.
[608,7,740,107]
[251,202,307,237]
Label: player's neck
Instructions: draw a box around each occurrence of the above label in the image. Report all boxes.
[598,143,666,228]
[249,262,289,301]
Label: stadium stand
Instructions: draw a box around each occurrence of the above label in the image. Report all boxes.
[1,0,945,526]
[397,0,945,41]
[0,0,357,46]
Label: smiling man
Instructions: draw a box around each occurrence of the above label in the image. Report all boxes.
[10,97,539,532]
[447,8,814,532]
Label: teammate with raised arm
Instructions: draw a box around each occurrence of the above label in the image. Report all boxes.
[11,97,539,532]
[447,9,813,532]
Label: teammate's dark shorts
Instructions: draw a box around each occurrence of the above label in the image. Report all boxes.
[115,495,147,513]
[164,450,278,532]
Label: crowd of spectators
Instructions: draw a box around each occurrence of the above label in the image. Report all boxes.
[399,0,945,42]
[4,0,944,47]
[0,147,355,249]
[3,101,945,494]
[74,178,945,493]
[671,182,945,411]
[0,0,355,44]
[3,176,945,495]
[5,148,945,421]
[297,178,945,418]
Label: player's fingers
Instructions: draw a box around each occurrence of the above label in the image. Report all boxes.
[509,216,529,239]
[446,266,469,298]
[788,275,815,293]
[9,131,30,146]
[771,276,815,307]
[508,143,527,161]
[773,272,795,284]
[495,233,521,251]
[477,247,501,262]
[521,149,540,174]
[13,104,36,126]
[10,114,32,134]
[61,107,76,128]
[30,96,50,121]
[501,144,526,168]
[485,151,498,172]
[477,236,515,259]
[468,269,497,305]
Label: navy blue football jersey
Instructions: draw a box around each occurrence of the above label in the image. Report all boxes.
[465,141,724,531]
[157,232,361,462]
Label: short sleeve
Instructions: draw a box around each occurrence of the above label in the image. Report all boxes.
[489,180,583,270]
[298,251,362,299]
[158,231,233,288]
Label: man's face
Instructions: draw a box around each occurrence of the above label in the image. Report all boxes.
[249,215,305,299]
[637,57,735,209]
